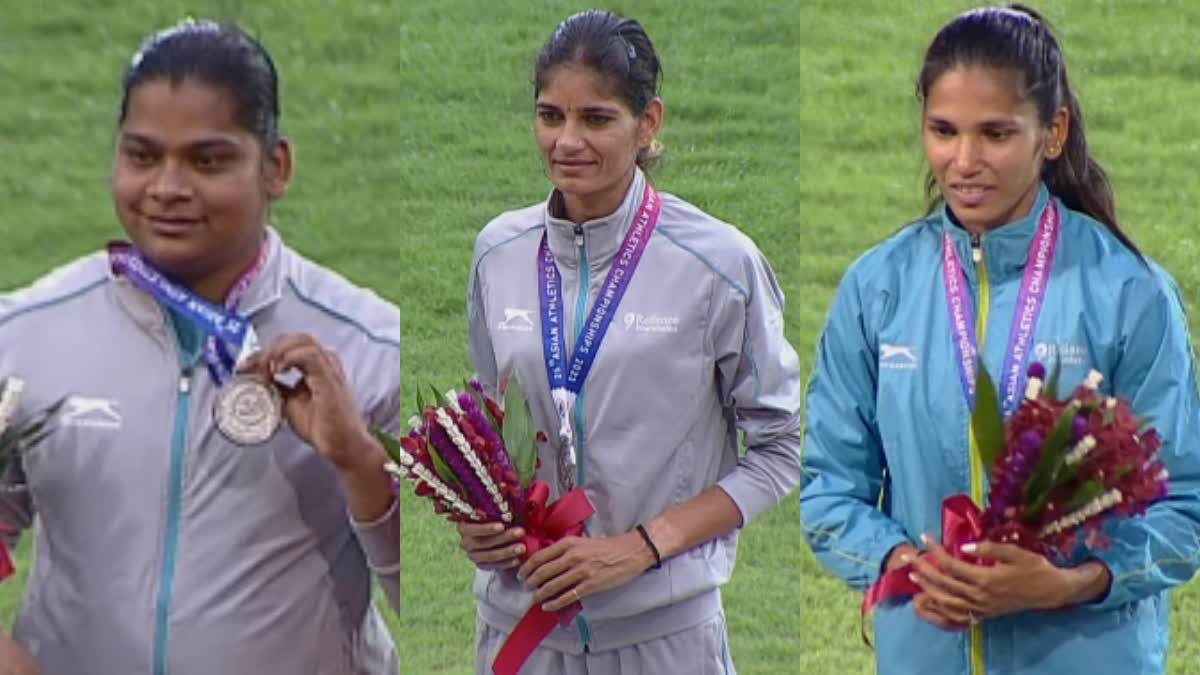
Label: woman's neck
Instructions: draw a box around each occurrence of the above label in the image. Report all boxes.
[184,237,263,304]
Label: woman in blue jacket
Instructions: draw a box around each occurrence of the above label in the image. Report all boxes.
[800,5,1200,674]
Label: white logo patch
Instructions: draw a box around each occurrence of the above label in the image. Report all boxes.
[623,312,679,333]
[61,396,122,430]
[880,343,918,370]
[497,307,535,332]
[1034,341,1087,367]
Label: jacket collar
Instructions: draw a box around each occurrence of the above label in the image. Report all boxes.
[110,227,286,336]
[543,168,647,270]
[939,183,1054,280]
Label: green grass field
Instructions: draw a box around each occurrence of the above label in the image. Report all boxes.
[2,1,1199,673]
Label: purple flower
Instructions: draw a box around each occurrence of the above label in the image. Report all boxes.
[428,417,505,522]
[459,391,524,512]
[1071,415,1089,441]
[1027,362,1046,380]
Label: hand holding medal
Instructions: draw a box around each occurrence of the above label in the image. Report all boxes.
[236,334,381,469]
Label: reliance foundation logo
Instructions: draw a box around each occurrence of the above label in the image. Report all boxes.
[623,312,679,334]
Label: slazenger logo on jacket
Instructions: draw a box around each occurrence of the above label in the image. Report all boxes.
[879,343,918,370]
[60,396,123,430]
[497,307,535,332]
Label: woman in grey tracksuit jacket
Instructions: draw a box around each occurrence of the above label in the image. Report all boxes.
[462,11,802,675]
[0,22,401,675]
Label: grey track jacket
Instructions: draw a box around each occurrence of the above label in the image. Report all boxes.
[0,229,401,674]
[468,169,802,653]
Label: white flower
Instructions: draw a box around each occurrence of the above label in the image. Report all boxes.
[1041,488,1123,536]
[0,377,26,439]
[1064,436,1097,466]
[444,390,464,415]
[1083,370,1104,390]
[435,407,511,522]
[1025,377,1043,400]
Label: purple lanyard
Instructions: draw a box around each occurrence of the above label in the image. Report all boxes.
[537,183,661,482]
[942,200,1060,417]
[109,242,268,384]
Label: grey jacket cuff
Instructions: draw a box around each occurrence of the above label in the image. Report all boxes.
[716,473,775,525]
[350,496,401,573]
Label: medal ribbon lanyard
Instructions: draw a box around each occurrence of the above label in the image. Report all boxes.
[943,199,1060,415]
[537,182,662,489]
[108,242,267,384]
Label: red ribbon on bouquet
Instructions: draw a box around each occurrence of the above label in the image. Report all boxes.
[0,541,13,582]
[492,480,596,675]
[862,494,986,616]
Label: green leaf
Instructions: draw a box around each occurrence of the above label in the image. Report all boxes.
[430,385,446,409]
[424,430,466,494]
[1044,356,1062,401]
[1063,479,1107,513]
[416,388,426,413]
[1023,402,1080,516]
[501,374,539,487]
[374,430,406,464]
[972,359,1006,469]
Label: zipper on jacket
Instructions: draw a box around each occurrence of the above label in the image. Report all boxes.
[968,234,987,675]
[153,368,193,675]
[571,222,592,653]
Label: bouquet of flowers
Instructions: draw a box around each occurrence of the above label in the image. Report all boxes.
[377,377,595,675]
[865,361,1169,613]
[0,376,63,582]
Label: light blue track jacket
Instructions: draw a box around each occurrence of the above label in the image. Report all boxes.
[800,185,1200,675]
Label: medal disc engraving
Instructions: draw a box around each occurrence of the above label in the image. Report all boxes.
[214,375,282,445]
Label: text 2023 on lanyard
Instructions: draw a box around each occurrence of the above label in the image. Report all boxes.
[108,242,283,445]
[942,199,1060,416]
[538,182,662,492]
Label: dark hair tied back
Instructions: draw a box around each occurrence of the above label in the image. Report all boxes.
[534,10,664,168]
[917,3,1139,255]
[120,19,281,148]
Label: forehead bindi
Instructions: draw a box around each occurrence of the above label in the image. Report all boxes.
[121,78,250,148]
[924,66,1037,125]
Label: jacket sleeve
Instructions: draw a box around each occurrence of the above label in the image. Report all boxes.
[467,250,501,398]
[711,248,803,525]
[799,268,911,591]
[1085,272,1200,610]
[350,342,402,613]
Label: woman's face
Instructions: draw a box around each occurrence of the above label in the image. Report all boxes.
[535,65,661,219]
[112,77,290,287]
[923,65,1065,233]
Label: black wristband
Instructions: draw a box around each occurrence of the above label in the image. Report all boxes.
[635,524,663,570]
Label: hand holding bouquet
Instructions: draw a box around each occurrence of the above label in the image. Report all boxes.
[865,361,1168,614]
[0,376,63,581]
[377,377,595,675]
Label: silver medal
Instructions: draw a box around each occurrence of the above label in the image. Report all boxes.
[214,375,282,445]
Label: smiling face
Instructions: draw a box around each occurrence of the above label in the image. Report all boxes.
[111,77,290,299]
[534,65,661,222]
[923,65,1067,233]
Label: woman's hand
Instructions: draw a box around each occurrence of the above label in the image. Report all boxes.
[519,531,657,612]
[239,334,378,470]
[0,633,39,675]
[239,334,394,522]
[908,534,1111,627]
[457,521,527,571]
